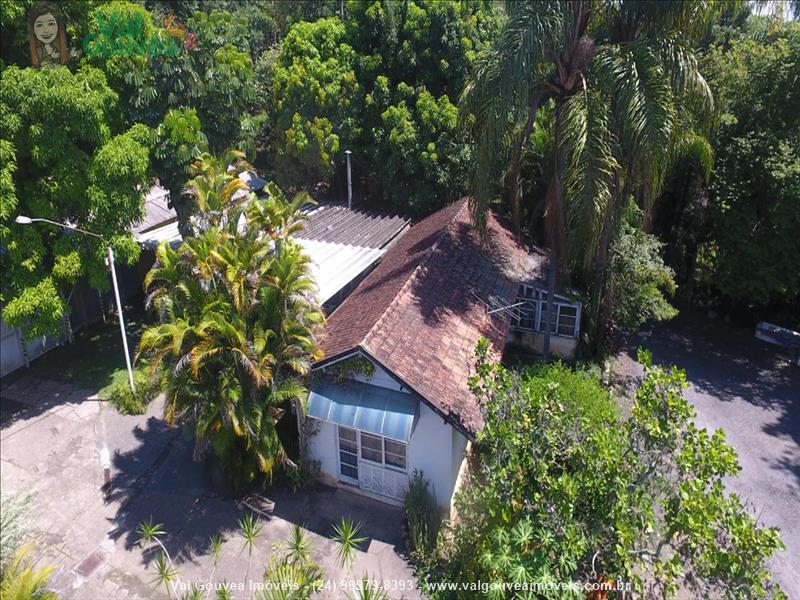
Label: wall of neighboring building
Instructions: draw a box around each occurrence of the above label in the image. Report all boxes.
[507,330,578,359]
[304,354,469,509]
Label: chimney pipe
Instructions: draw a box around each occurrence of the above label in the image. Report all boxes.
[345,150,353,209]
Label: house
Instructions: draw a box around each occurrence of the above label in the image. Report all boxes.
[133,183,410,313]
[302,199,577,511]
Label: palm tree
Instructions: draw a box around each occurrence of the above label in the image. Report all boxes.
[138,155,323,489]
[463,0,722,354]
[462,0,595,356]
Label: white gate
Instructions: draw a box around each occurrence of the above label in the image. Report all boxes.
[358,460,408,500]
[0,316,63,377]
[0,319,25,377]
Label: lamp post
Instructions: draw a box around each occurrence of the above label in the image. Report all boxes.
[15,216,136,392]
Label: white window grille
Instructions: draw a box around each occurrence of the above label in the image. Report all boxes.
[513,284,581,338]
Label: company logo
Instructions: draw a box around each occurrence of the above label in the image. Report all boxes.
[83,9,184,58]
[27,1,67,67]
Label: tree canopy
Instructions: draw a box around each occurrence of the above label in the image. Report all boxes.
[264,0,498,215]
[0,65,151,336]
[138,153,323,488]
[701,23,800,314]
[424,343,785,599]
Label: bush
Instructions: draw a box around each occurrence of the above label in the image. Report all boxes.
[403,470,441,562]
[108,369,162,415]
[0,546,56,600]
[436,341,785,599]
[0,493,30,573]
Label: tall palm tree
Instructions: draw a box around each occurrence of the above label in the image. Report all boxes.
[138,157,322,489]
[463,0,722,354]
[462,0,595,356]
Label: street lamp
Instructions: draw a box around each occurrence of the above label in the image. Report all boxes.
[15,215,136,392]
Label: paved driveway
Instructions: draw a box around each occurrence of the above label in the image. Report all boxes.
[1,374,422,599]
[615,311,800,598]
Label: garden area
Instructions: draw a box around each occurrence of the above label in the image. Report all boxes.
[1,0,797,598]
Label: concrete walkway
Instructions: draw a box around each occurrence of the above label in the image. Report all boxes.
[614,311,800,598]
[1,374,423,599]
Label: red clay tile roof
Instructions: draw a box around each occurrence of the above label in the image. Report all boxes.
[317,199,540,436]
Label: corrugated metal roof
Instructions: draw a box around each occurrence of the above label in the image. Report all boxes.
[297,205,409,248]
[134,220,181,249]
[133,193,411,306]
[297,238,386,304]
[132,185,175,235]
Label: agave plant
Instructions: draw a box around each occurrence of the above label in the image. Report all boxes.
[255,527,324,600]
[345,576,391,600]
[331,518,368,568]
[238,513,262,587]
[138,518,180,598]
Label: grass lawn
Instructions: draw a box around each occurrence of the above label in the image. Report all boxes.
[27,308,149,399]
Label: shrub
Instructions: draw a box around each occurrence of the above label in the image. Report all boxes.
[108,369,162,415]
[286,459,320,493]
[403,470,441,562]
[437,341,785,599]
[0,546,56,600]
[0,493,30,573]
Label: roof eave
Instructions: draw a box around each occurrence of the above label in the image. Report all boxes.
[312,346,479,441]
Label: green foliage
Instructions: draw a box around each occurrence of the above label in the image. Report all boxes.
[403,470,440,563]
[0,493,30,573]
[238,513,262,557]
[0,65,150,337]
[108,368,163,416]
[138,155,323,490]
[256,525,324,600]
[137,518,180,596]
[331,518,367,568]
[431,343,785,599]
[345,578,391,600]
[0,546,56,600]
[327,355,375,383]
[269,17,358,187]
[610,208,678,333]
[266,1,498,214]
[699,23,800,313]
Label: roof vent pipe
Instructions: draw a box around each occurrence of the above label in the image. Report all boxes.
[345,150,353,209]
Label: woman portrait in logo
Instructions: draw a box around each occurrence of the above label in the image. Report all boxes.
[27,2,68,67]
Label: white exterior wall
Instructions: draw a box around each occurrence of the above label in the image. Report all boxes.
[307,418,339,484]
[305,354,470,508]
[407,401,468,507]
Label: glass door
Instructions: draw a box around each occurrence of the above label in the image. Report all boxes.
[337,426,358,482]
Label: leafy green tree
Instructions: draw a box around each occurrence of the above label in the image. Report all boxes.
[608,206,678,334]
[84,2,258,236]
[0,65,151,336]
[431,343,785,599]
[463,1,722,354]
[266,0,498,215]
[152,108,208,238]
[698,22,800,316]
[269,17,360,189]
[138,153,323,489]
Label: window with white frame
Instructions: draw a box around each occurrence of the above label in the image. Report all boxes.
[359,431,407,471]
[513,284,581,338]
